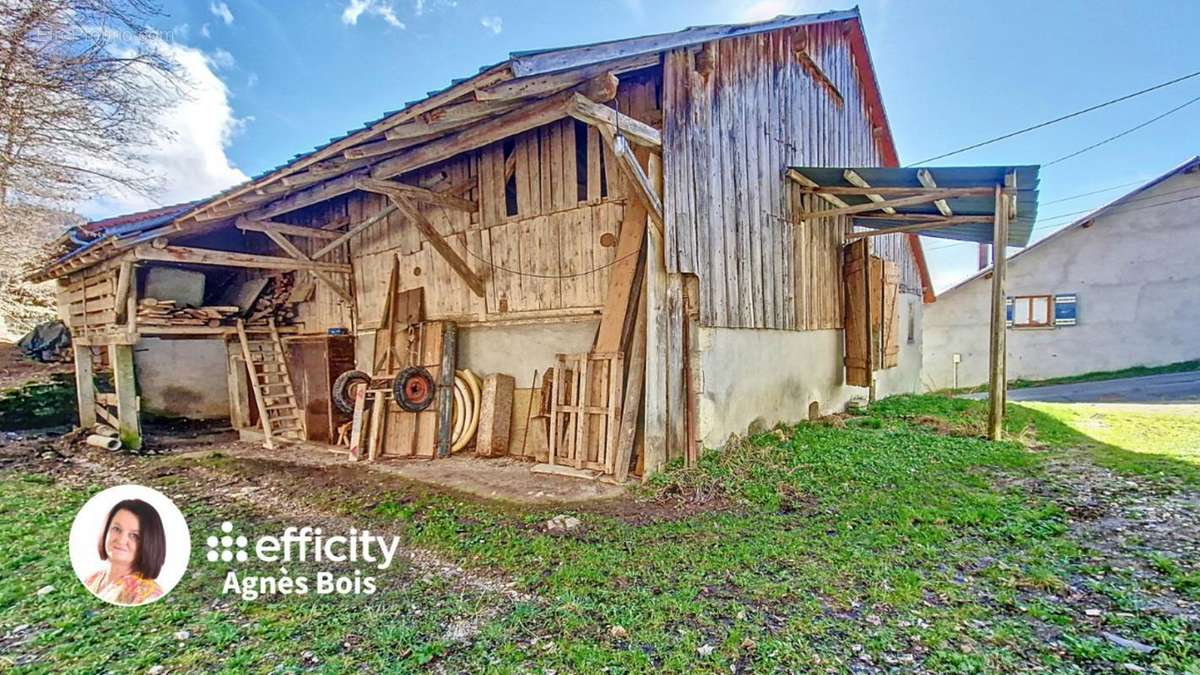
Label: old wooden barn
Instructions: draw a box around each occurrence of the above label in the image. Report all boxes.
[32,9,1003,481]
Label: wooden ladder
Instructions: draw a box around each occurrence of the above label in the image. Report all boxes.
[237,318,305,448]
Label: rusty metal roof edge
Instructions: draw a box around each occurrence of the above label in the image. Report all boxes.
[509,8,861,78]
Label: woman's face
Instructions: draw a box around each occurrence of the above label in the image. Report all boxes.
[105,509,141,567]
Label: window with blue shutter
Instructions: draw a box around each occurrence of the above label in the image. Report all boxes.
[1054,294,1078,326]
[1005,297,1013,327]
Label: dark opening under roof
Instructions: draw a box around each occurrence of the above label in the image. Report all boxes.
[789,165,1040,247]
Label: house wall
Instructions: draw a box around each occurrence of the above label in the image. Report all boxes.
[134,337,231,419]
[697,297,922,446]
[923,169,1200,390]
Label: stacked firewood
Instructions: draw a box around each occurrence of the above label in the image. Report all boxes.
[244,273,299,326]
[136,299,241,327]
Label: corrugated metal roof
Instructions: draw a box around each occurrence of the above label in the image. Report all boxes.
[789,165,1041,247]
[936,156,1199,298]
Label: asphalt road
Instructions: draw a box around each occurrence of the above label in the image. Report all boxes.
[990,371,1200,404]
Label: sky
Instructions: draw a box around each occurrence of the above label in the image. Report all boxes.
[85,0,1200,292]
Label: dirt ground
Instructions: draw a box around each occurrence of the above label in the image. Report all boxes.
[0,341,72,390]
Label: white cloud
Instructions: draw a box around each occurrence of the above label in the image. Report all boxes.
[245,72,258,88]
[81,42,249,218]
[414,0,424,15]
[200,23,210,38]
[480,15,502,34]
[736,0,820,23]
[209,1,234,25]
[207,48,235,70]
[341,0,405,29]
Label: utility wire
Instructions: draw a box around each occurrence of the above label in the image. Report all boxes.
[906,68,1200,166]
[1042,93,1200,168]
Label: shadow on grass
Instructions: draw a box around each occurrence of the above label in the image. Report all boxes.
[868,394,1200,486]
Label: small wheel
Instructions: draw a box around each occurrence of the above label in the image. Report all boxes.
[393,366,435,412]
[332,369,372,414]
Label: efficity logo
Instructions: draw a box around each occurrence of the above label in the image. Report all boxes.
[206,521,402,601]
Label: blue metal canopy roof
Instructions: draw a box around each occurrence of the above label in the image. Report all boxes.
[789,165,1040,247]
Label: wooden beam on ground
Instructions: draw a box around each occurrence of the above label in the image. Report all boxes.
[310,205,398,260]
[843,169,895,214]
[73,344,97,428]
[261,229,353,303]
[568,93,662,149]
[917,169,954,217]
[355,177,477,212]
[986,182,1009,440]
[784,168,851,210]
[134,245,352,273]
[387,193,486,298]
[236,218,341,240]
[846,216,993,239]
[109,343,141,450]
[799,189,964,220]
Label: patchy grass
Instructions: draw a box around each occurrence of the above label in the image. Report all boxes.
[0,374,76,431]
[2,394,1198,672]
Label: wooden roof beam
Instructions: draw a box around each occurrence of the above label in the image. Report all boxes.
[843,169,894,214]
[800,189,965,220]
[260,229,353,303]
[784,169,851,210]
[134,245,352,273]
[567,93,661,149]
[600,130,663,234]
[846,216,994,240]
[386,193,485,298]
[917,169,953,217]
[236,217,341,240]
[355,177,477,212]
[310,204,398,260]
[475,52,656,101]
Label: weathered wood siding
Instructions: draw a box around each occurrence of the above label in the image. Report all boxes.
[662,22,922,330]
[279,77,662,333]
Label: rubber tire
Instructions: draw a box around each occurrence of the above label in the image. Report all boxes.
[332,369,372,415]
[393,366,436,412]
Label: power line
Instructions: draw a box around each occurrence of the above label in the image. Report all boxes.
[906,68,1200,166]
[1042,93,1200,168]
[1040,178,1146,205]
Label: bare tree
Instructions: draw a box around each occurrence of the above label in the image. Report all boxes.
[0,0,183,205]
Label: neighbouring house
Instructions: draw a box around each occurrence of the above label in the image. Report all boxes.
[31,9,1038,479]
[924,156,1200,391]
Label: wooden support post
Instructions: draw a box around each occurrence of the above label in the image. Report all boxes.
[113,261,133,323]
[108,343,141,450]
[987,183,1010,440]
[73,343,97,428]
[436,322,458,458]
[613,283,647,483]
[642,153,668,478]
[226,343,251,430]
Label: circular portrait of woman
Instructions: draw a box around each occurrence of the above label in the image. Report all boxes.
[69,485,190,606]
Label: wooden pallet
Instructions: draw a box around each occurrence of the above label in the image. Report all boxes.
[237,318,305,448]
[548,351,624,474]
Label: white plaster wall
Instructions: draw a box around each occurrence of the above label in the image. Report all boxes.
[924,171,1200,390]
[134,337,231,418]
[698,297,923,447]
[353,319,600,388]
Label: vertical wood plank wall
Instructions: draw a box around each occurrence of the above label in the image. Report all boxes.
[662,23,923,331]
[277,77,663,333]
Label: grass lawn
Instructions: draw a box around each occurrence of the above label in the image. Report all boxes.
[1,395,1198,672]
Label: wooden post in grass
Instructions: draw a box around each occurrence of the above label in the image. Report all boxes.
[109,343,141,450]
[987,182,1010,440]
[73,343,97,428]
